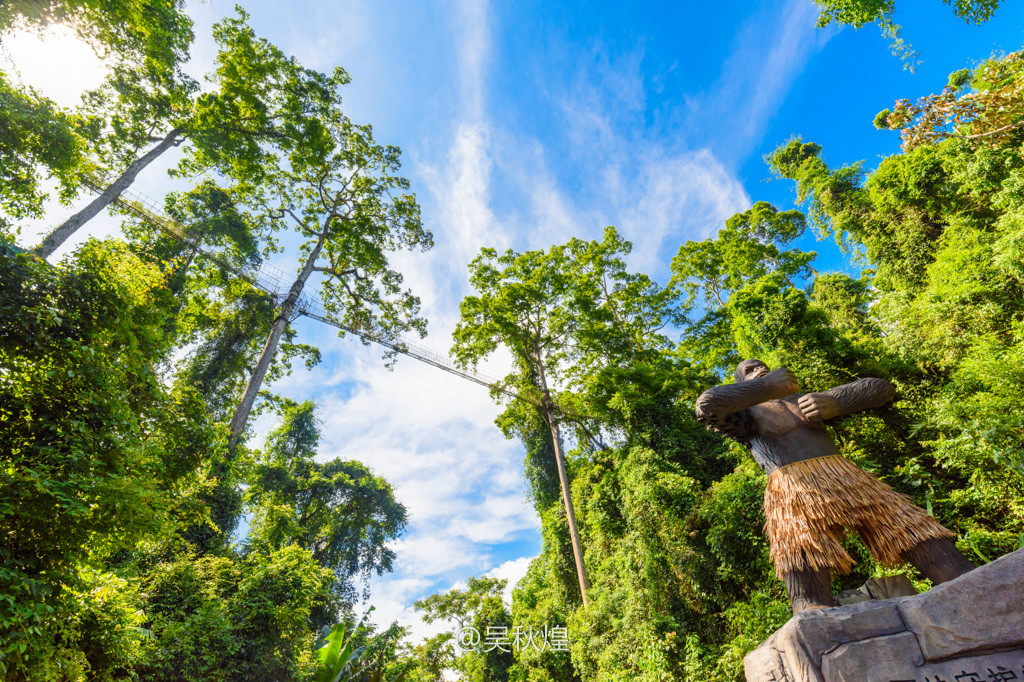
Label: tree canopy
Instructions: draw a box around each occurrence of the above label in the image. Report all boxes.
[0,5,431,679]
[3,3,1024,681]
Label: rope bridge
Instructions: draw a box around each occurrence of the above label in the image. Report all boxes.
[78,172,521,403]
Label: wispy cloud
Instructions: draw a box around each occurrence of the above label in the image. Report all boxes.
[455,0,490,121]
[417,0,507,314]
[4,0,832,650]
[422,122,503,282]
[691,0,831,157]
[472,41,752,275]
[468,0,829,276]
[487,135,750,274]
[618,150,751,269]
[268,319,537,637]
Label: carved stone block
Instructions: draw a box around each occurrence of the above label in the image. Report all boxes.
[744,549,1024,682]
[835,575,917,606]
[899,547,1024,661]
[863,575,917,600]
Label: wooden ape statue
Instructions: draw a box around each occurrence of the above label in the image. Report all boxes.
[695,360,974,613]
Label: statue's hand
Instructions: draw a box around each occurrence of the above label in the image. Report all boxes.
[764,367,799,397]
[798,392,841,423]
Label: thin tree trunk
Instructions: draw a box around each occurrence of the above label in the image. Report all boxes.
[538,360,590,607]
[178,243,200,275]
[226,229,328,455]
[35,126,184,258]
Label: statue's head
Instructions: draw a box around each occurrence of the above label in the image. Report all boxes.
[735,359,770,383]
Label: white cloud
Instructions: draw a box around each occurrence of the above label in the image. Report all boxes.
[390,536,484,578]
[456,0,827,276]
[311,351,535,540]
[480,93,750,275]
[363,574,450,644]
[450,494,537,544]
[619,149,751,270]
[418,0,509,293]
[282,0,373,73]
[422,122,504,278]
[3,0,830,655]
[454,0,490,121]
[486,555,536,606]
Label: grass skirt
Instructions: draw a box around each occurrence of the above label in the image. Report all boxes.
[764,455,954,579]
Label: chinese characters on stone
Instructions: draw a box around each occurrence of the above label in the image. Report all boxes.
[455,625,569,653]
[889,663,1023,681]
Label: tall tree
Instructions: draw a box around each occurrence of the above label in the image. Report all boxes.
[247,401,407,617]
[562,226,684,386]
[453,228,686,610]
[223,72,432,452]
[1,0,192,240]
[34,9,347,257]
[453,243,592,606]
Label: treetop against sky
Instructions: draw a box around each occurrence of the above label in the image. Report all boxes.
[3,0,1023,642]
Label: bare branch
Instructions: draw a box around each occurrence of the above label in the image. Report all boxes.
[341,278,362,306]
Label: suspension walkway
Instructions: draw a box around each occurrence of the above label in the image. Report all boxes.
[78,173,522,403]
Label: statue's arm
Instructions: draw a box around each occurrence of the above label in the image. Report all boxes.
[696,367,799,418]
[798,378,896,422]
[695,368,798,442]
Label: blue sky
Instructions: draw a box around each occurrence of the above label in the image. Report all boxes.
[5,0,1024,642]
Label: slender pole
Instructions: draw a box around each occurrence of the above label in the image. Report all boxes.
[546,405,590,607]
[538,361,590,607]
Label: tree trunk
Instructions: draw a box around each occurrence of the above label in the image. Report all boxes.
[538,361,590,607]
[35,127,184,258]
[178,243,200,276]
[226,229,328,455]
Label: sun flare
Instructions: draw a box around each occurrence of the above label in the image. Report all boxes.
[1,24,107,106]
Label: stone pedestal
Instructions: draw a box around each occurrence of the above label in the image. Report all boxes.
[744,548,1024,682]
[835,574,918,606]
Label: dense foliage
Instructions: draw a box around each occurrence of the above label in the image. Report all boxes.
[411,47,1024,682]
[2,0,1023,679]
[1,5,425,680]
